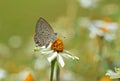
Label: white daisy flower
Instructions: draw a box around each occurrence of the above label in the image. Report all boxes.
[106,67,120,79]
[88,18,118,42]
[34,38,79,67]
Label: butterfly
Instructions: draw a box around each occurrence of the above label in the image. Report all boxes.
[34,17,57,47]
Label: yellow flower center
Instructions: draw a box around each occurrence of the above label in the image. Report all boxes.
[51,38,64,52]
[100,26,108,33]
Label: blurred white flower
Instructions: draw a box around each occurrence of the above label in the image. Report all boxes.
[88,18,118,42]
[106,67,120,79]
[34,38,79,67]
[62,70,75,81]
[8,35,22,48]
[34,58,48,70]
[0,68,7,80]
[78,0,99,8]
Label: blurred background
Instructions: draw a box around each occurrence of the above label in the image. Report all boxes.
[0,0,120,81]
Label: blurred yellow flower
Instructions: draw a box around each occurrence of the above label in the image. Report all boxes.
[100,76,112,81]
[24,73,34,81]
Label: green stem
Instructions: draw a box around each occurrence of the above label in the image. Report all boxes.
[56,62,60,81]
[50,58,56,81]
[99,37,104,58]
[96,36,104,80]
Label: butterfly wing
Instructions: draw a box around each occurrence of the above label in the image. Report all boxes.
[34,17,57,47]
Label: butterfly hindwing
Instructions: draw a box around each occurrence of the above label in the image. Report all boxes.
[34,17,57,47]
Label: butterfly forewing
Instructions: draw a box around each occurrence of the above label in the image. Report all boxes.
[34,17,57,47]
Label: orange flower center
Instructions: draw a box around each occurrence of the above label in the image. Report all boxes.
[100,76,112,81]
[100,26,108,33]
[24,73,34,81]
[104,17,111,23]
[51,38,64,52]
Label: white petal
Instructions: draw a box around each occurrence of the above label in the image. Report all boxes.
[106,23,118,30]
[40,49,53,55]
[47,52,57,63]
[62,53,74,59]
[47,43,52,48]
[57,54,65,67]
[106,70,120,79]
[73,56,79,60]
[40,46,46,48]
[63,50,74,54]
[62,50,79,60]
[115,67,120,72]
[94,20,104,26]
[104,34,115,42]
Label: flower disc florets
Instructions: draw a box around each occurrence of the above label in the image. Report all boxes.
[51,38,64,53]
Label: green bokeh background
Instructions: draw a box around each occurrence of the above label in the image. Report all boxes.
[0,0,120,81]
